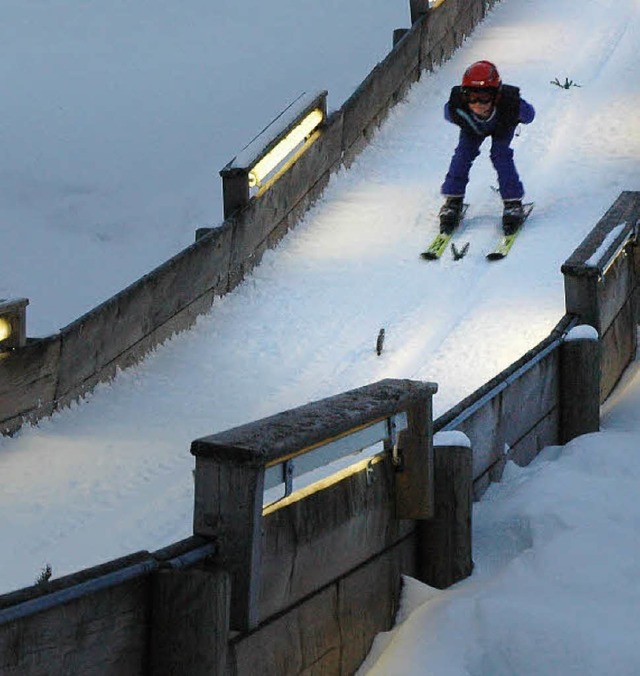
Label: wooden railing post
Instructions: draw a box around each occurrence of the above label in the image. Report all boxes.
[190,449,265,631]
[150,566,231,676]
[393,396,435,520]
[416,431,473,588]
[220,169,250,219]
[409,0,430,24]
[560,325,600,444]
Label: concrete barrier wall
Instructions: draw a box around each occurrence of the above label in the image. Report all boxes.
[0,0,496,435]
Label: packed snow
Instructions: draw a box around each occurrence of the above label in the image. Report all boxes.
[360,355,640,675]
[1,0,640,671]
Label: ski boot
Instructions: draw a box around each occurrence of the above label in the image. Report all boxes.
[439,196,464,234]
[502,199,524,235]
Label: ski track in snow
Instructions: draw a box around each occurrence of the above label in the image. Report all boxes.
[1,0,640,593]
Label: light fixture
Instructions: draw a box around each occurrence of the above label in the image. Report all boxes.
[248,108,324,188]
[220,91,327,218]
[0,318,11,342]
[0,298,29,352]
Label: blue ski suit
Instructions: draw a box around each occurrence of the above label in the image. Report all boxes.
[441,84,535,200]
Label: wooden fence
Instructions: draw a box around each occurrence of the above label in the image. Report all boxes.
[2,1,639,673]
[0,0,500,435]
[1,191,638,674]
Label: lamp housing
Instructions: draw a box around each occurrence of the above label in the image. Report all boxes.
[0,298,29,352]
[220,91,327,218]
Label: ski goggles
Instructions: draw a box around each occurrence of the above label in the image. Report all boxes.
[464,89,496,104]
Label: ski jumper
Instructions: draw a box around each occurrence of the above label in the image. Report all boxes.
[441,85,535,200]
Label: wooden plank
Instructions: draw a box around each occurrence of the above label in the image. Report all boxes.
[563,273,600,331]
[417,442,472,588]
[560,331,600,443]
[394,398,434,519]
[0,336,61,434]
[55,223,233,399]
[338,538,414,673]
[598,249,635,334]
[258,458,413,621]
[149,568,230,676]
[501,349,560,448]
[600,299,636,401]
[453,351,560,480]
[340,24,421,156]
[448,397,502,482]
[436,323,569,483]
[421,0,484,69]
[192,458,264,632]
[508,407,559,468]
[230,585,340,676]
[562,192,640,278]
[230,537,415,676]
[192,379,436,466]
[0,578,149,676]
[55,289,218,409]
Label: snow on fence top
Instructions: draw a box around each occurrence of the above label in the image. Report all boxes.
[564,324,599,342]
[562,191,640,277]
[585,223,627,269]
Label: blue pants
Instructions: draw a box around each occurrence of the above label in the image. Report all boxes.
[442,129,524,200]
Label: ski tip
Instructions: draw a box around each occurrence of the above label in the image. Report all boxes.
[421,251,439,260]
[486,251,505,261]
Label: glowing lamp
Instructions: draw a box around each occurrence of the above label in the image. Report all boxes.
[248,108,324,188]
[0,318,10,342]
[0,298,29,352]
[220,91,327,218]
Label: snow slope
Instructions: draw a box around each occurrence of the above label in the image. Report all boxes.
[1,0,639,637]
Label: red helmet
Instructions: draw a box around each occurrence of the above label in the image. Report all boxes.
[462,61,502,90]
